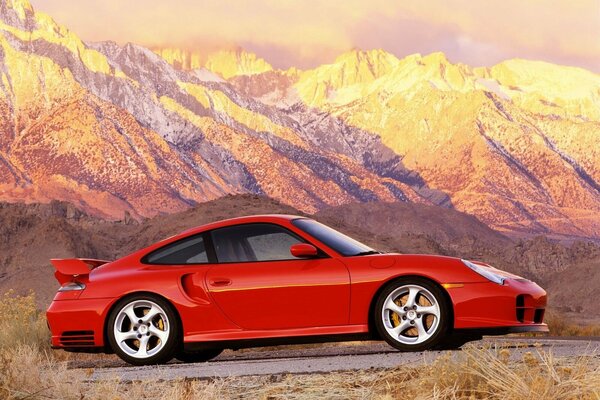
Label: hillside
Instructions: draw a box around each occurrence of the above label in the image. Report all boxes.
[1,196,599,321]
[0,196,299,304]
[316,201,513,250]
[316,202,600,284]
[0,0,438,220]
[548,260,600,318]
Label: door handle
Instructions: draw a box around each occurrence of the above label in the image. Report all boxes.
[210,278,232,287]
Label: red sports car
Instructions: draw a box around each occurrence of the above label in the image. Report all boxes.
[47,215,548,365]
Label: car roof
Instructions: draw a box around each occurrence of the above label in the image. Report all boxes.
[179,214,308,236]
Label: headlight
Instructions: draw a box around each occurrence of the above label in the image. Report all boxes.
[58,282,86,292]
[461,259,505,285]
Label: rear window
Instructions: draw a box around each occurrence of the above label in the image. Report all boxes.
[144,234,208,264]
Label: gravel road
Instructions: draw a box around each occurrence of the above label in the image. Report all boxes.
[83,337,599,381]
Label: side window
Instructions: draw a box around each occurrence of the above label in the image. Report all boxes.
[211,224,304,263]
[144,234,208,264]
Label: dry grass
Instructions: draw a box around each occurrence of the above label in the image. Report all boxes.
[545,312,600,337]
[1,343,598,400]
[1,292,599,399]
[0,291,50,352]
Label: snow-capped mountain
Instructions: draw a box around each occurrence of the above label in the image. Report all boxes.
[1,0,599,241]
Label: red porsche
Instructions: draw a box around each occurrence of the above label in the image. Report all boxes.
[46,215,548,365]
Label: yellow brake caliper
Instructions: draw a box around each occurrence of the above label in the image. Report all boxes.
[391,295,419,336]
[390,299,402,327]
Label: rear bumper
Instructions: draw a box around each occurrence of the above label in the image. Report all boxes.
[447,278,548,331]
[46,297,114,350]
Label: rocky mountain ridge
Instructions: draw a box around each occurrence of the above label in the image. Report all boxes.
[153,47,273,79]
[0,0,443,220]
[229,49,600,241]
[0,0,599,242]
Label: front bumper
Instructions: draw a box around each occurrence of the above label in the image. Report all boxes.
[46,297,115,350]
[447,278,548,331]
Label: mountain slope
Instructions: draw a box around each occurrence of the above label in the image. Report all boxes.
[548,260,600,317]
[316,201,513,249]
[0,0,599,241]
[1,197,599,320]
[0,0,445,219]
[232,50,600,241]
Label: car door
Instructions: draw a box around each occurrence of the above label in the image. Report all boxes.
[205,223,350,330]
[141,233,240,333]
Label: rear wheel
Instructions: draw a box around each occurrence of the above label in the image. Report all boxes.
[176,348,223,363]
[107,294,179,366]
[374,277,450,351]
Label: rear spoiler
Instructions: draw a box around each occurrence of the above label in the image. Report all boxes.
[50,258,111,285]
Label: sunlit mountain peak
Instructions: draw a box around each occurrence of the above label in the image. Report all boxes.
[3,0,33,19]
[204,48,273,79]
[153,47,273,79]
[1,0,600,241]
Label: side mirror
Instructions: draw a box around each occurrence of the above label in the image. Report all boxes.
[290,243,318,258]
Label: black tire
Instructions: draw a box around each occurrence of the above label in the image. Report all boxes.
[107,294,180,366]
[176,348,223,363]
[374,277,451,352]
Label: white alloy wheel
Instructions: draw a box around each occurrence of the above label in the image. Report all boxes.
[381,284,441,345]
[113,299,170,359]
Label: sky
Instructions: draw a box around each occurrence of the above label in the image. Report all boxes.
[30,0,600,72]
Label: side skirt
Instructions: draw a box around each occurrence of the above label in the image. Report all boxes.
[184,333,373,352]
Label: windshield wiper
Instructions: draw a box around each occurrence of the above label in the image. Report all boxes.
[353,250,380,256]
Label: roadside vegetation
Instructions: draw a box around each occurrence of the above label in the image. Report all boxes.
[545,312,600,337]
[0,291,598,399]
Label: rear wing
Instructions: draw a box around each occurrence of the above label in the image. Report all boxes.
[50,258,111,285]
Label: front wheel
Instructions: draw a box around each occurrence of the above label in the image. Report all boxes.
[107,294,180,366]
[374,278,450,351]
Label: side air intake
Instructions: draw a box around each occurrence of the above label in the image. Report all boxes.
[59,330,95,347]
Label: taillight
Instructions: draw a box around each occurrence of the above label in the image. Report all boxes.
[58,282,86,292]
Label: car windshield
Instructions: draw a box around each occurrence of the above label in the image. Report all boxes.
[292,218,377,256]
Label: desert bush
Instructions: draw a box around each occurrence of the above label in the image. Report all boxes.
[0,291,50,352]
[545,312,600,337]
